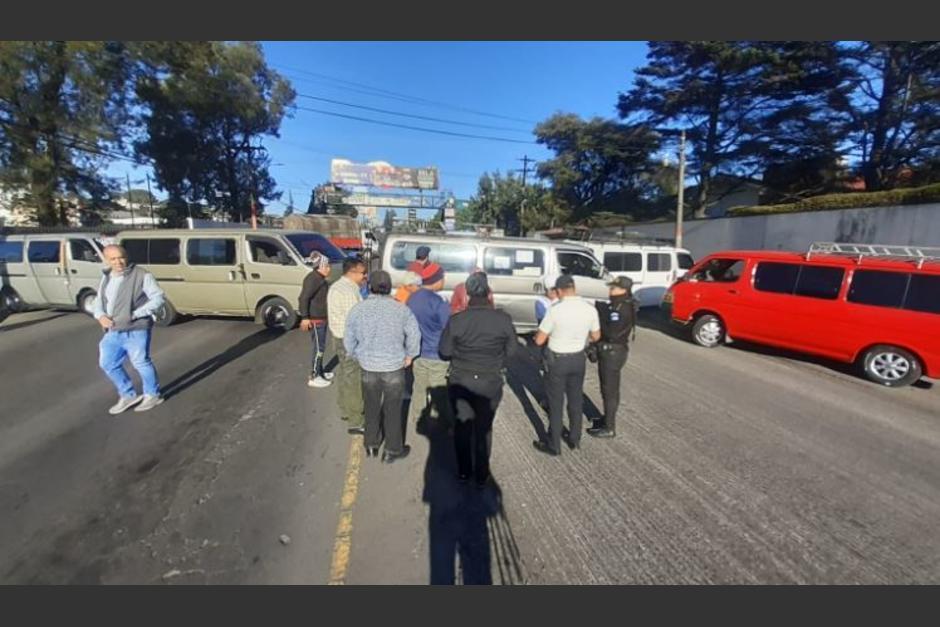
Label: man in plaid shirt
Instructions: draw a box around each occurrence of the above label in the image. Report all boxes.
[327,257,369,432]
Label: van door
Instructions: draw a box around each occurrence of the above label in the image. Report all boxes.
[640,251,674,307]
[684,257,754,339]
[555,249,609,302]
[179,236,248,315]
[244,235,306,315]
[482,244,546,329]
[1,238,43,306]
[28,239,73,306]
[66,237,106,309]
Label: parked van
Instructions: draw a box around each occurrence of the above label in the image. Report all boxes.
[577,240,694,308]
[381,232,611,332]
[114,228,346,329]
[663,242,940,387]
[0,232,106,317]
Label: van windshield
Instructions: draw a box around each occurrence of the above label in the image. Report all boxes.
[285,233,346,263]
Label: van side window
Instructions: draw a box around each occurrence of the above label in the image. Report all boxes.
[755,262,801,294]
[678,253,695,270]
[558,252,604,279]
[187,238,237,266]
[249,238,293,265]
[603,252,641,272]
[647,253,672,272]
[484,247,544,277]
[390,241,477,273]
[69,239,101,263]
[902,274,940,315]
[28,241,60,263]
[795,266,844,300]
[0,241,24,262]
[847,270,909,308]
[692,259,744,283]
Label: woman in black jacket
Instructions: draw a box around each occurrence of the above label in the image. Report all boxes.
[438,272,517,487]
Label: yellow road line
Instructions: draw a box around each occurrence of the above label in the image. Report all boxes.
[328,436,363,585]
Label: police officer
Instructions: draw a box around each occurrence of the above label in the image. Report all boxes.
[588,276,638,439]
[533,275,601,455]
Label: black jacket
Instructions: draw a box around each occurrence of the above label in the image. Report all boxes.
[596,294,638,345]
[439,303,516,374]
[299,271,329,319]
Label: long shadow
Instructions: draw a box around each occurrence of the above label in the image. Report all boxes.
[161,327,285,400]
[0,312,70,332]
[419,390,525,585]
[504,341,549,443]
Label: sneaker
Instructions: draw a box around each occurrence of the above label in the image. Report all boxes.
[134,395,165,412]
[323,371,335,381]
[109,396,142,415]
[309,376,332,388]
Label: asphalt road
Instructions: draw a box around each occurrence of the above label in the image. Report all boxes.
[1,307,938,584]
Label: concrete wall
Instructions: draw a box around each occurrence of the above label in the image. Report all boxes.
[625,203,940,260]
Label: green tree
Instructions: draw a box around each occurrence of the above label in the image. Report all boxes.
[463,171,570,235]
[834,41,940,191]
[617,42,787,217]
[533,113,660,223]
[0,41,131,225]
[133,41,295,224]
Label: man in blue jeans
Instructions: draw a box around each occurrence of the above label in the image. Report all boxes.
[93,245,167,415]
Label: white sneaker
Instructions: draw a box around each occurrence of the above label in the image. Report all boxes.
[109,396,143,415]
[323,371,335,381]
[134,395,165,412]
[310,376,332,388]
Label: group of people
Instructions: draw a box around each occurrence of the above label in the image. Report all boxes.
[298,246,639,487]
[88,242,637,489]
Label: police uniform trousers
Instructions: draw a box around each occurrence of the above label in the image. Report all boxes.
[597,342,628,432]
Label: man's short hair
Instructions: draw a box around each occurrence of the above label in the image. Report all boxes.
[555,274,576,291]
[369,270,393,295]
[465,272,490,298]
[343,257,366,274]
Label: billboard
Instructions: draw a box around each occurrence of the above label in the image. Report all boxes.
[331,159,439,190]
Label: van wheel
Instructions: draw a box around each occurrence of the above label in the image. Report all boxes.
[2,288,24,313]
[154,300,179,327]
[691,314,725,348]
[258,297,297,330]
[862,345,922,388]
[78,290,97,316]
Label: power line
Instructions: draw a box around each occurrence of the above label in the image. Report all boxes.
[294,105,537,145]
[276,65,538,125]
[295,93,531,133]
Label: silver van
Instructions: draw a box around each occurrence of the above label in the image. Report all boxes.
[0,232,106,317]
[114,228,346,329]
[381,232,611,332]
[577,240,695,308]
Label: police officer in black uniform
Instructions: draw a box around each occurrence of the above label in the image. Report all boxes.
[588,276,638,439]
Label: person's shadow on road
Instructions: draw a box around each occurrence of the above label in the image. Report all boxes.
[418,394,526,585]
[161,327,286,400]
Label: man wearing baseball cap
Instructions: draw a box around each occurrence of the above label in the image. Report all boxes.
[590,276,638,439]
[299,251,333,388]
[344,269,422,463]
[407,245,432,273]
[532,274,601,456]
[406,262,452,427]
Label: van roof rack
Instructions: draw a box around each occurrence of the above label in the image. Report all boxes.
[807,242,940,269]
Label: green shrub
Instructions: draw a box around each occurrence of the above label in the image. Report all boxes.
[726,183,940,216]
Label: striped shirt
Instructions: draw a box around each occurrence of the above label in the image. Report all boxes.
[327,275,362,338]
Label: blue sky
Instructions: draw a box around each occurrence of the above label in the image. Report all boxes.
[113,41,650,217]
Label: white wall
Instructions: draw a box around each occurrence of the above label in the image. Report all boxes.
[625,203,940,260]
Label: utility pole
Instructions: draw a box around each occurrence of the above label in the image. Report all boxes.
[145,172,156,226]
[125,173,135,228]
[675,130,686,249]
[517,155,534,237]
[518,154,533,187]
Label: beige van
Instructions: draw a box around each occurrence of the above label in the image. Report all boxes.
[381,232,611,332]
[114,228,346,329]
[0,232,106,317]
